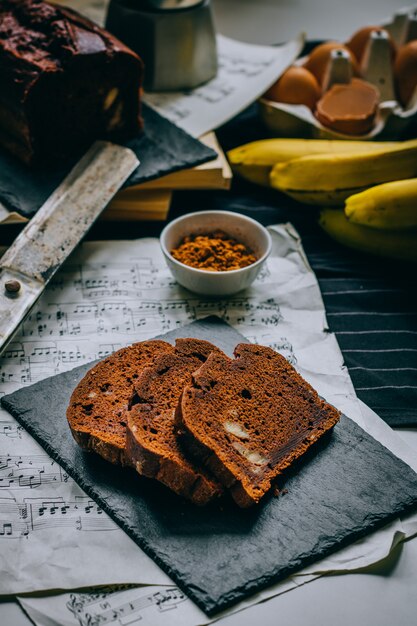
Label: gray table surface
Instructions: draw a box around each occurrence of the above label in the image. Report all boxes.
[1,1,416,624]
[212,0,409,44]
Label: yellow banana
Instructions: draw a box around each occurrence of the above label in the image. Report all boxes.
[270,138,417,206]
[319,208,417,262]
[227,139,397,187]
[277,186,366,206]
[345,178,417,230]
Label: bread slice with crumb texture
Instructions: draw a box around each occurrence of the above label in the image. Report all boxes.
[176,343,341,507]
[67,340,173,465]
[126,338,223,505]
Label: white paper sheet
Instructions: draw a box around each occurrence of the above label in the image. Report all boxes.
[143,34,303,137]
[17,576,317,626]
[1,225,416,621]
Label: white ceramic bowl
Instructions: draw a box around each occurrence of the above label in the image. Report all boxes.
[160,211,272,296]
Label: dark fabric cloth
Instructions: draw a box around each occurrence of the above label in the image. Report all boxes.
[318,274,417,427]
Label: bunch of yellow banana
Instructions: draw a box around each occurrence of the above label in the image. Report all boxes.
[227,138,397,189]
[227,138,417,206]
[227,138,417,262]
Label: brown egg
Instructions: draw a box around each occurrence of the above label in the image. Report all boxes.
[394,40,417,107]
[304,41,360,85]
[263,66,321,111]
[346,26,397,64]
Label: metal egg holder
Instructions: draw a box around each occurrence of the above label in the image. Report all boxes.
[259,6,417,140]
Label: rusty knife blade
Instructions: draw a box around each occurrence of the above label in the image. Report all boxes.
[0,141,139,355]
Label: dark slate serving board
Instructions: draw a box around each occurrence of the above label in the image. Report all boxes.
[0,103,216,217]
[2,316,417,616]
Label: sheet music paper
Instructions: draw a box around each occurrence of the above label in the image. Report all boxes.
[17,577,317,626]
[1,226,417,622]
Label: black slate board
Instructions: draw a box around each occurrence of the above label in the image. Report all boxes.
[2,316,417,616]
[0,103,216,217]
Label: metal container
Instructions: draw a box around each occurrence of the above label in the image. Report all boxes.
[106,0,218,91]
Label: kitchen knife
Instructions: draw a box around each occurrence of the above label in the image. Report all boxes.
[0,141,139,355]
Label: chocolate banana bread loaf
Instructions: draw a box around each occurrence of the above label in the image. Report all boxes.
[176,343,341,507]
[126,338,223,506]
[0,0,143,165]
[67,340,173,465]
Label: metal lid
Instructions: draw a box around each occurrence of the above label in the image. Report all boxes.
[140,0,204,10]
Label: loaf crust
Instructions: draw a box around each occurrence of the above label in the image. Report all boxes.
[67,340,173,465]
[126,338,223,505]
[0,0,143,164]
[176,343,341,507]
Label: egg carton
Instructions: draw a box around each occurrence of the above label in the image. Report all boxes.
[259,5,417,140]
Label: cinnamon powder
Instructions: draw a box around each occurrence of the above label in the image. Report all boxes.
[171,231,257,271]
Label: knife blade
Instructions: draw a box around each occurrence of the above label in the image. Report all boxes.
[0,141,139,355]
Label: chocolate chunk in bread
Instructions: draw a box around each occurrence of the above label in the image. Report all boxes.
[176,343,341,507]
[0,0,143,165]
[126,338,223,506]
[67,340,173,465]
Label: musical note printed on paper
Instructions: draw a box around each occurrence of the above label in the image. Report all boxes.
[18,575,309,626]
[65,586,188,626]
[0,454,70,490]
[0,496,116,539]
[0,421,23,439]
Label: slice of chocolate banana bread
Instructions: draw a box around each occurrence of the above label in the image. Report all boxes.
[126,338,223,506]
[176,343,341,508]
[0,0,143,165]
[67,340,173,465]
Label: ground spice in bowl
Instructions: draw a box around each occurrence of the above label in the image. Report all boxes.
[171,231,257,272]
